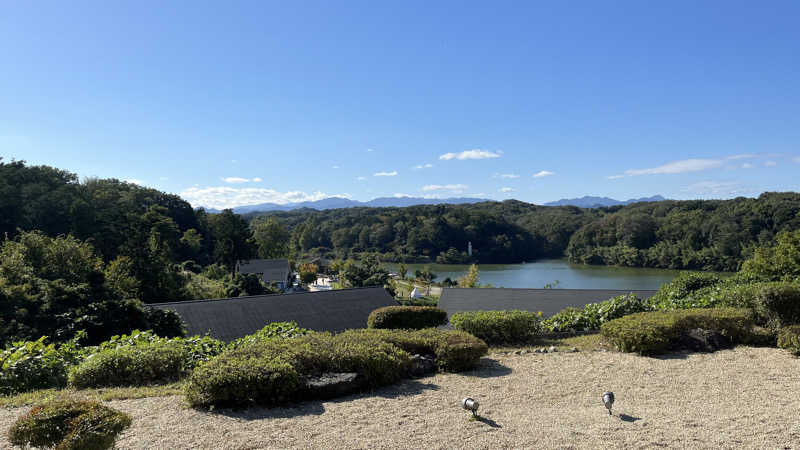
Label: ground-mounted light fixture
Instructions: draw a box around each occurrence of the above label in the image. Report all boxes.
[602,391,615,415]
[462,397,480,417]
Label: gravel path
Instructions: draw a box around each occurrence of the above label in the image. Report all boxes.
[2,346,799,449]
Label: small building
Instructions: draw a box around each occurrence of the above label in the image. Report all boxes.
[237,258,292,290]
[147,287,396,341]
[309,257,331,273]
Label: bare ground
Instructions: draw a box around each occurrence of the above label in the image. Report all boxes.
[2,346,799,449]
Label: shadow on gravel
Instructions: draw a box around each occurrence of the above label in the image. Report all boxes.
[474,415,502,428]
[618,414,641,423]
[209,380,440,420]
[461,359,513,378]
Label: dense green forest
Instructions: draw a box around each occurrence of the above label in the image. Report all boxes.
[249,192,800,271]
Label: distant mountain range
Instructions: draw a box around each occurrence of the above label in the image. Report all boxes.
[202,194,667,213]
[543,195,666,208]
[204,197,489,214]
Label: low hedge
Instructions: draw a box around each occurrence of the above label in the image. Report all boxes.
[450,310,541,345]
[8,398,131,450]
[69,343,188,388]
[0,337,78,396]
[367,306,448,330]
[600,307,754,355]
[777,325,800,356]
[185,329,487,408]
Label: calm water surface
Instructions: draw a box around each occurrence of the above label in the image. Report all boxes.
[388,259,690,291]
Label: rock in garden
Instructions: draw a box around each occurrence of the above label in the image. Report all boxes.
[549,346,558,353]
[409,354,438,377]
[677,328,733,353]
[305,373,362,399]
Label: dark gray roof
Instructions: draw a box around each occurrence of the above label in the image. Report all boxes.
[439,288,657,318]
[237,258,290,282]
[147,287,396,341]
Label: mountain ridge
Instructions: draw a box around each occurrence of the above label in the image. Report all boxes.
[543,195,666,208]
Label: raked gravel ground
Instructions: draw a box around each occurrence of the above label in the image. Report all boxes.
[2,346,799,449]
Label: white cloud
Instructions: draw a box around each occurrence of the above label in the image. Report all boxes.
[393,193,412,198]
[764,160,777,167]
[793,156,800,164]
[180,186,350,209]
[124,179,143,185]
[356,176,367,181]
[439,149,502,160]
[607,175,625,180]
[332,165,340,169]
[727,154,757,160]
[222,177,251,183]
[533,170,555,178]
[499,187,514,193]
[741,163,754,169]
[685,181,748,196]
[625,158,724,176]
[366,148,374,152]
[500,174,520,179]
[374,171,398,177]
[252,177,262,182]
[422,184,468,193]
[231,159,239,163]
[413,163,434,169]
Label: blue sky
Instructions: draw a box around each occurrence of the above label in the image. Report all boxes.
[2,1,799,209]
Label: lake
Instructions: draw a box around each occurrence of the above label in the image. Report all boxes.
[387,259,689,291]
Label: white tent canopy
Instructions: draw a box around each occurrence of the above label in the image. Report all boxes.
[409,287,422,299]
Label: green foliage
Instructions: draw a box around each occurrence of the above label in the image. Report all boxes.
[228,321,311,349]
[600,308,754,355]
[7,398,131,450]
[68,342,187,388]
[647,272,724,310]
[457,264,480,288]
[185,328,486,408]
[543,293,649,332]
[777,325,800,356]
[208,209,256,272]
[367,306,448,330]
[298,263,319,285]
[0,337,71,396]
[253,218,291,259]
[450,310,542,344]
[741,229,800,282]
[341,254,389,287]
[0,231,179,346]
[753,283,800,328]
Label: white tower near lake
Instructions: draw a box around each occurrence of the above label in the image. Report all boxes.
[468,241,472,256]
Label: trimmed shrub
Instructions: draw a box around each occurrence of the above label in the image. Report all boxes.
[777,325,800,356]
[367,306,448,330]
[8,398,131,450]
[543,294,648,332]
[647,272,723,310]
[450,310,541,345]
[185,328,486,408]
[340,329,488,372]
[753,283,800,328]
[69,342,187,388]
[601,308,754,355]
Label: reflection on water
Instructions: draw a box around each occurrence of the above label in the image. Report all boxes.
[387,259,693,290]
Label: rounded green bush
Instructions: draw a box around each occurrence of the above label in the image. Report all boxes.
[543,294,648,332]
[69,342,187,388]
[367,306,448,330]
[184,328,486,408]
[777,325,800,356]
[754,283,800,328]
[600,307,754,355]
[450,310,541,345]
[8,398,131,450]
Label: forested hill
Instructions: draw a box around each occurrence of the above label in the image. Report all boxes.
[248,192,800,271]
[3,160,800,276]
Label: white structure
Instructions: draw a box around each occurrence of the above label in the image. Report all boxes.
[409,287,422,299]
[468,241,472,256]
